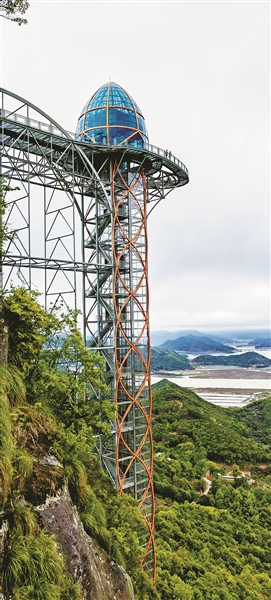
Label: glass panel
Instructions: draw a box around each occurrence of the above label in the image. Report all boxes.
[79,100,89,116]
[127,133,145,148]
[85,108,106,128]
[108,107,137,128]
[89,85,109,108]
[137,114,148,136]
[109,127,127,146]
[108,127,131,145]
[109,85,134,109]
[132,99,141,112]
[76,116,84,134]
[85,127,107,144]
[79,133,95,143]
[108,128,145,147]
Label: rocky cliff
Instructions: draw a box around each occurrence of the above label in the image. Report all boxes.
[38,488,134,600]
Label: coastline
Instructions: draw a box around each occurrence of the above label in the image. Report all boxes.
[151,366,271,380]
[151,366,270,407]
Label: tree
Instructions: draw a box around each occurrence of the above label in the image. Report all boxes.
[0,177,14,364]
[3,286,110,419]
[0,0,29,25]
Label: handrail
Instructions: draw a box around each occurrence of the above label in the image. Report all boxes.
[0,108,76,139]
[145,142,188,175]
[0,108,189,176]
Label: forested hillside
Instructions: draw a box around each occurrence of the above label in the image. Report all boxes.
[1,289,271,599]
[151,347,192,371]
[230,395,271,446]
[152,380,271,599]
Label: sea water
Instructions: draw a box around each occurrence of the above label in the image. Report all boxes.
[151,344,271,407]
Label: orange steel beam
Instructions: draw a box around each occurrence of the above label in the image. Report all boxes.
[112,160,156,579]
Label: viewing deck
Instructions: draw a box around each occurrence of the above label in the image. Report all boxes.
[0,107,189,191]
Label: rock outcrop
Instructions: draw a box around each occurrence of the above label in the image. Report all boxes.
[38,488,134,600]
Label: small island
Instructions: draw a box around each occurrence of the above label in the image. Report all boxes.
[160,334,234,354]
[151,349,271,372]
[192,351,271,369]
[252,337,271,349]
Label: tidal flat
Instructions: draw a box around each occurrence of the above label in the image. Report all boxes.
[187,366,271,379]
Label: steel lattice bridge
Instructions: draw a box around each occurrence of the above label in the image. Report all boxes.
[0,86,189,578]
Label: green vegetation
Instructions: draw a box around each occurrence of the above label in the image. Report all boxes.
[230,395,271,446]
[1,289,271,599]
[152,380,271,599]
[0,0,29,25]
[0,288,157,599]
[151,347,192,371]
[192,351,271,368]
[152,380,271,473]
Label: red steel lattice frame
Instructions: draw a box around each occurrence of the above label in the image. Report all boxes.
[112,161,156,575]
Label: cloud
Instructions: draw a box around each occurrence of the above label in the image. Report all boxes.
[2,1,269,329]
[149,270,270,329]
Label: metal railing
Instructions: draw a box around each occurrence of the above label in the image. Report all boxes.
[144,143,188,174]
[0,108,189,175]
[0,108,74,139]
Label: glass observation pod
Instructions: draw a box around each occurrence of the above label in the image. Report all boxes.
[76,82,148,148]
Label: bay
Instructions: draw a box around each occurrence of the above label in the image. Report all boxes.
[152,342,271,407]
[151,375,270,408]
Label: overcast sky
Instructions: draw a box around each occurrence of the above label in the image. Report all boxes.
[1,1,269,331]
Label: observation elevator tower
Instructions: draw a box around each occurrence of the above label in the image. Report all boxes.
[0,83,189,576]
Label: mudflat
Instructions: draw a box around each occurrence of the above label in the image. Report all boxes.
[187,367,271,380]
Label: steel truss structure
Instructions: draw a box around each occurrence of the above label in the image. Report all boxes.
[0,88,189,577]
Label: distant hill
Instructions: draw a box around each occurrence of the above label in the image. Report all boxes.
[151,329,206,346]
[211,328,271,340]
[151,347,192,371]
[152,328,271,346]
[160,334,234,354]
[192,351,271,368]
[252,337,271,349]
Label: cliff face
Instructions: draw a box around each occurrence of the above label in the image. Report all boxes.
[0,316,8,365]
[38,488,135,600]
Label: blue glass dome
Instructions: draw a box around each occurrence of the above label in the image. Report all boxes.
[76,82,148,148]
